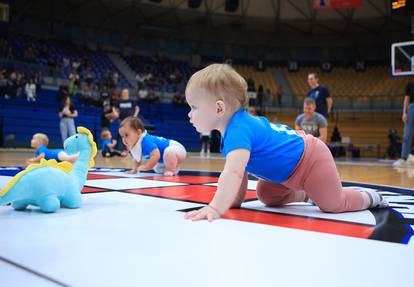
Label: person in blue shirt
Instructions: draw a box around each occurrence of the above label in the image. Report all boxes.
[100,129,123,157]
[118,116,187,176]
[184,64,387,222]
[27,133,78,164]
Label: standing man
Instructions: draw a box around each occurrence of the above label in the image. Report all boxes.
[307,73,332,119]
[295,97,328,143]
[117,89,139,121]
[100,87,118,129]
[116,88,139,154]
[393,82,414,167]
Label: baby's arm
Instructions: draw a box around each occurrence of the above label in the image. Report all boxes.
[27,153,45,164]
[138,149,160,171]
[126,160,140,174]
[107,139,117,149]
[185,148,250,222]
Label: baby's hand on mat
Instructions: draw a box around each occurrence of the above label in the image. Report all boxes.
[184,205,221,222]
[125,169,138,174]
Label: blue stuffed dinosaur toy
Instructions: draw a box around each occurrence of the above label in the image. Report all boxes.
[0,127,97,213]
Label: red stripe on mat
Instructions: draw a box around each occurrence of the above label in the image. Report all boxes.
[87,174,120,180]
[82,187,108,193]
[145,175,219,184]
[126,185,257,203]
[223,209,374,239]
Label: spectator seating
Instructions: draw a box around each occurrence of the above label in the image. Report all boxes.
[1,34,131,88]
[0,89,200,150]
[281,66,411,100]
[234,65,278,93]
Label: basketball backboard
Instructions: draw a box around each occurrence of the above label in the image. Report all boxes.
[391,40,414,76]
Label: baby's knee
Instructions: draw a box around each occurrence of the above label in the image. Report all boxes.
[256,189,283,206]
[163,148,175,159]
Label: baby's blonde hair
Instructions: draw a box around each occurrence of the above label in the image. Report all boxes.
[100,129,111,140]
[34,133,49,146]
[186,64,248,110]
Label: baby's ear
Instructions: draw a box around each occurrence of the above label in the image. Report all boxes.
[216,100,226,116]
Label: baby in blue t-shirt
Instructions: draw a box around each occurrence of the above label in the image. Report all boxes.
[27,133,78,164]
[100,129,122,157]
[118,116,187,176]
[184,64,387,222]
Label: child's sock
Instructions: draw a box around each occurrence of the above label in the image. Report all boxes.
[363,190,389,209]
[304,195,314,205]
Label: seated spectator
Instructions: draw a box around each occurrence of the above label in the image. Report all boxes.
[147,89,160,103]
[138,86,149,101]
[386,128,402,159]
[62,56,70,70]
[100,85,109,99]
[6,46,14,60]
[72,59,81,71]
[47,58,57,78]
[172,91,186,106]
[85,68,94,86]
[79,83,93,106]
[111,89,120,102]
[174,68,183,83]
[81,56,90,71]
[90,85,101,107]
[39,44,49,58]
[330,126,342,143]
[69,69,80,96]
[34,71,43,90]
[295,97,328,143]
[101,91,119,129]
[0,70,9,98]
[102,70,112,87]
[0,39,9,55]
[112,71,119,87]
[57,85,70,103]
[145,89,161,120]
[23,46,36,63]
[25,78,36,102]
[136,72,145,89]
[12,72,25,99]
[276,87,283,107]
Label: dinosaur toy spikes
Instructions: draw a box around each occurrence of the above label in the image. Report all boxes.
[0,127,97,213]
[76,126,97,169]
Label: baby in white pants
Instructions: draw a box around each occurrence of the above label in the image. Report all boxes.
[118,116,187,176]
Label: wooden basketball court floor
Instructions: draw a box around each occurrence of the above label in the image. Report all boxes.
[0,149,413,287]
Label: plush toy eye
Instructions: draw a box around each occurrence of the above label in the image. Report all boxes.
[75,136,78,139]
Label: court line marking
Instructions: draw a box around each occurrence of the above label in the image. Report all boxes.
[0,256,70,287]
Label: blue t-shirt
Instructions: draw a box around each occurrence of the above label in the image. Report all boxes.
[307,85,330,118]
[101,139,113,153]
[220,109,304,183]
[35,145,63,161]
[141,134,170,163]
